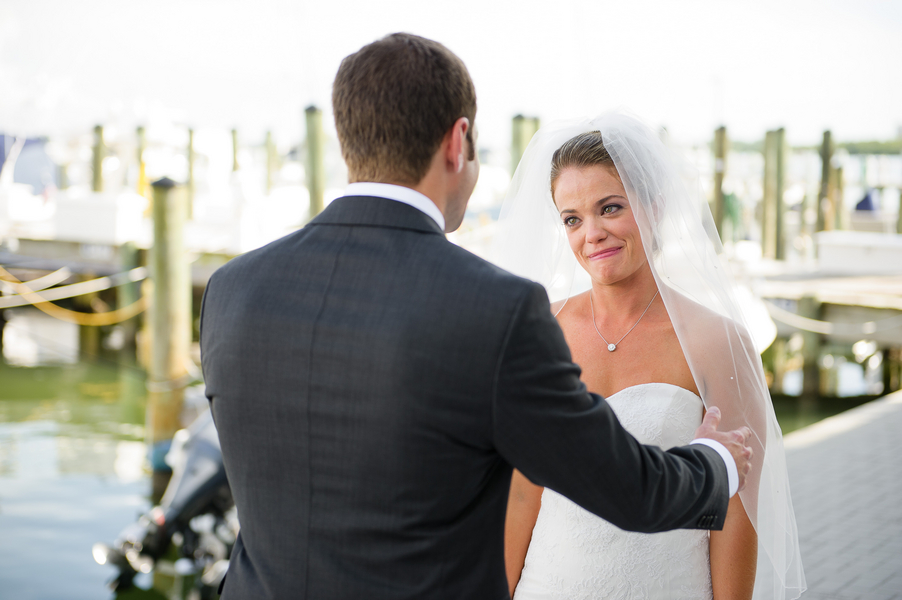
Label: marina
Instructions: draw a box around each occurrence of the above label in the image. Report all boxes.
[2,1,902,597]
[0,309,894,599]
[2,100,901,600]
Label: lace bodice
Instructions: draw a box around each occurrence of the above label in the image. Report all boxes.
[513,383,713,600]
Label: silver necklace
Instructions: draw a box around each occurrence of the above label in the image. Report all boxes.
[589,290,659,352]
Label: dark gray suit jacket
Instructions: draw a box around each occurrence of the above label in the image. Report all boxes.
[200,196,728,600]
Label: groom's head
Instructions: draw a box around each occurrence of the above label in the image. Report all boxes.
[333,33,477,186]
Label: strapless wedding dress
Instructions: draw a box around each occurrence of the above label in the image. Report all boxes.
[513,383,713,600]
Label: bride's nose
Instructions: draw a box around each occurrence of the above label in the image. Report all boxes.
[585,218,608,244]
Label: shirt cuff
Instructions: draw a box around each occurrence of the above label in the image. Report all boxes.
[690,438,738,497]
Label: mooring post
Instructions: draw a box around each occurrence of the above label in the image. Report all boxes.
[762,130,778,258]
[136,126,147,196]
[58,163,69,190]
[511,115,526,176]
[119,241,141,349]
[119,240,145,433]
[817,130,833,232]
[775,128,786,259]
[231,128,240,172]
[759,128,787,259]
[75,272,101,357]
[713,126,727,238]
[92,125,104,192]
[147,177,191,501]
[896,193,902,234]
[884,348,901,393]
[305,106,325,219]
[0,302,6,355]
[266,130,276,195]
[798,296,822,400]
[186,128,195,219]
[831,165,844,230]
[511,115,540,176]
[770,337,787,393]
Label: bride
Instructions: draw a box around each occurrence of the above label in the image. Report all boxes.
[493,113,805,600]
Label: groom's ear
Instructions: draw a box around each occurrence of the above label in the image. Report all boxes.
[444,117,470,174]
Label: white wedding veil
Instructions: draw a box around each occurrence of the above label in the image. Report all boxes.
[491,111,805,600]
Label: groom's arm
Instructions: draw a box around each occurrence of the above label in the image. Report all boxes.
[492,283,730,532]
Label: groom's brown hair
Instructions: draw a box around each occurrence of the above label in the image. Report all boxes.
[333,33,477,185]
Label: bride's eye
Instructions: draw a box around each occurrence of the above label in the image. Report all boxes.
[562,216,580,227]
[602,204,623,215]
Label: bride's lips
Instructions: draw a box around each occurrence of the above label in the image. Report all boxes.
[587,247,622,260]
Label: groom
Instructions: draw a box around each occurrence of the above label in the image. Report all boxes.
[200,33,752,599]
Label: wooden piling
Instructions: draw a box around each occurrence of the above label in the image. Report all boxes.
[58,164,68,190]
[231,128,240,172]
[713,126,727,238]
[75,272,101,356]
[770,337,787,393]
[511,115,540,176]
[0,303,7,355]
[817,131,833,232]
[186,128,195,219]
[266,130,276,195]
[118,242,141,349]
[775,128,787,259]
[831,165,844,230]
[136,126,147,196]
[798,296,822,399]
[92,125,104,192]
[884,347,901,393]
[762,130,785,259]
[305,106,325,219]
[147,177,191,501]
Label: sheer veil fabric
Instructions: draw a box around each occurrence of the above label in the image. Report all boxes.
[490,112,805,600]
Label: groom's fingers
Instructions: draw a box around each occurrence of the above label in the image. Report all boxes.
[728,426,750,445]
[700,406,721,432]
[737,444,753,492]
[693,406,756,493]
[693,406,721,439]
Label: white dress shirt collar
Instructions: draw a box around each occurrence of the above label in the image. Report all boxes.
[344,182,445,232]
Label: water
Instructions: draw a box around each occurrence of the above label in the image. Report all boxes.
[0,308,884,598]
[0,310,151,599]
[771,394,875,435]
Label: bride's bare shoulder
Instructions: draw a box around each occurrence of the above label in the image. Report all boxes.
[665,290,755,352]
[667,290,731,328]
[550,291,589,321]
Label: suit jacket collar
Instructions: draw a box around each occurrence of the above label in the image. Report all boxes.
[309,195,446,236]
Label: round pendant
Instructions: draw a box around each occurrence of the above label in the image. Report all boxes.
[607,343,616,352]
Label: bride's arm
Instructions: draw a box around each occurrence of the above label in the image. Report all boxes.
[504,469,543,597]
[692,311,761,600]
[710,494,757,600]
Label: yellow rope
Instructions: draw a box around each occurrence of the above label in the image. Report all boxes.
[0,265,147,326]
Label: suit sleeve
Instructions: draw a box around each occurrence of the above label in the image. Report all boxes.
[492,283,729,532]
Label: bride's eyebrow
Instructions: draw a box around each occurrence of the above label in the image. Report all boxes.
[559,194,626,216]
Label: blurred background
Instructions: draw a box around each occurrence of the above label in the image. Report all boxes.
[1,1,900,598]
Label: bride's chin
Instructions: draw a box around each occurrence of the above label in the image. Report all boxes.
[581,262,616,282]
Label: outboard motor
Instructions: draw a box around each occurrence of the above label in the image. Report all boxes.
[93,408,237,596]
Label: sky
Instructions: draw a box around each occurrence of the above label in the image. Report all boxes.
[1,0,901,152]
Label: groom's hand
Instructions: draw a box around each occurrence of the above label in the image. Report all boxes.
[693,406,753,493]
